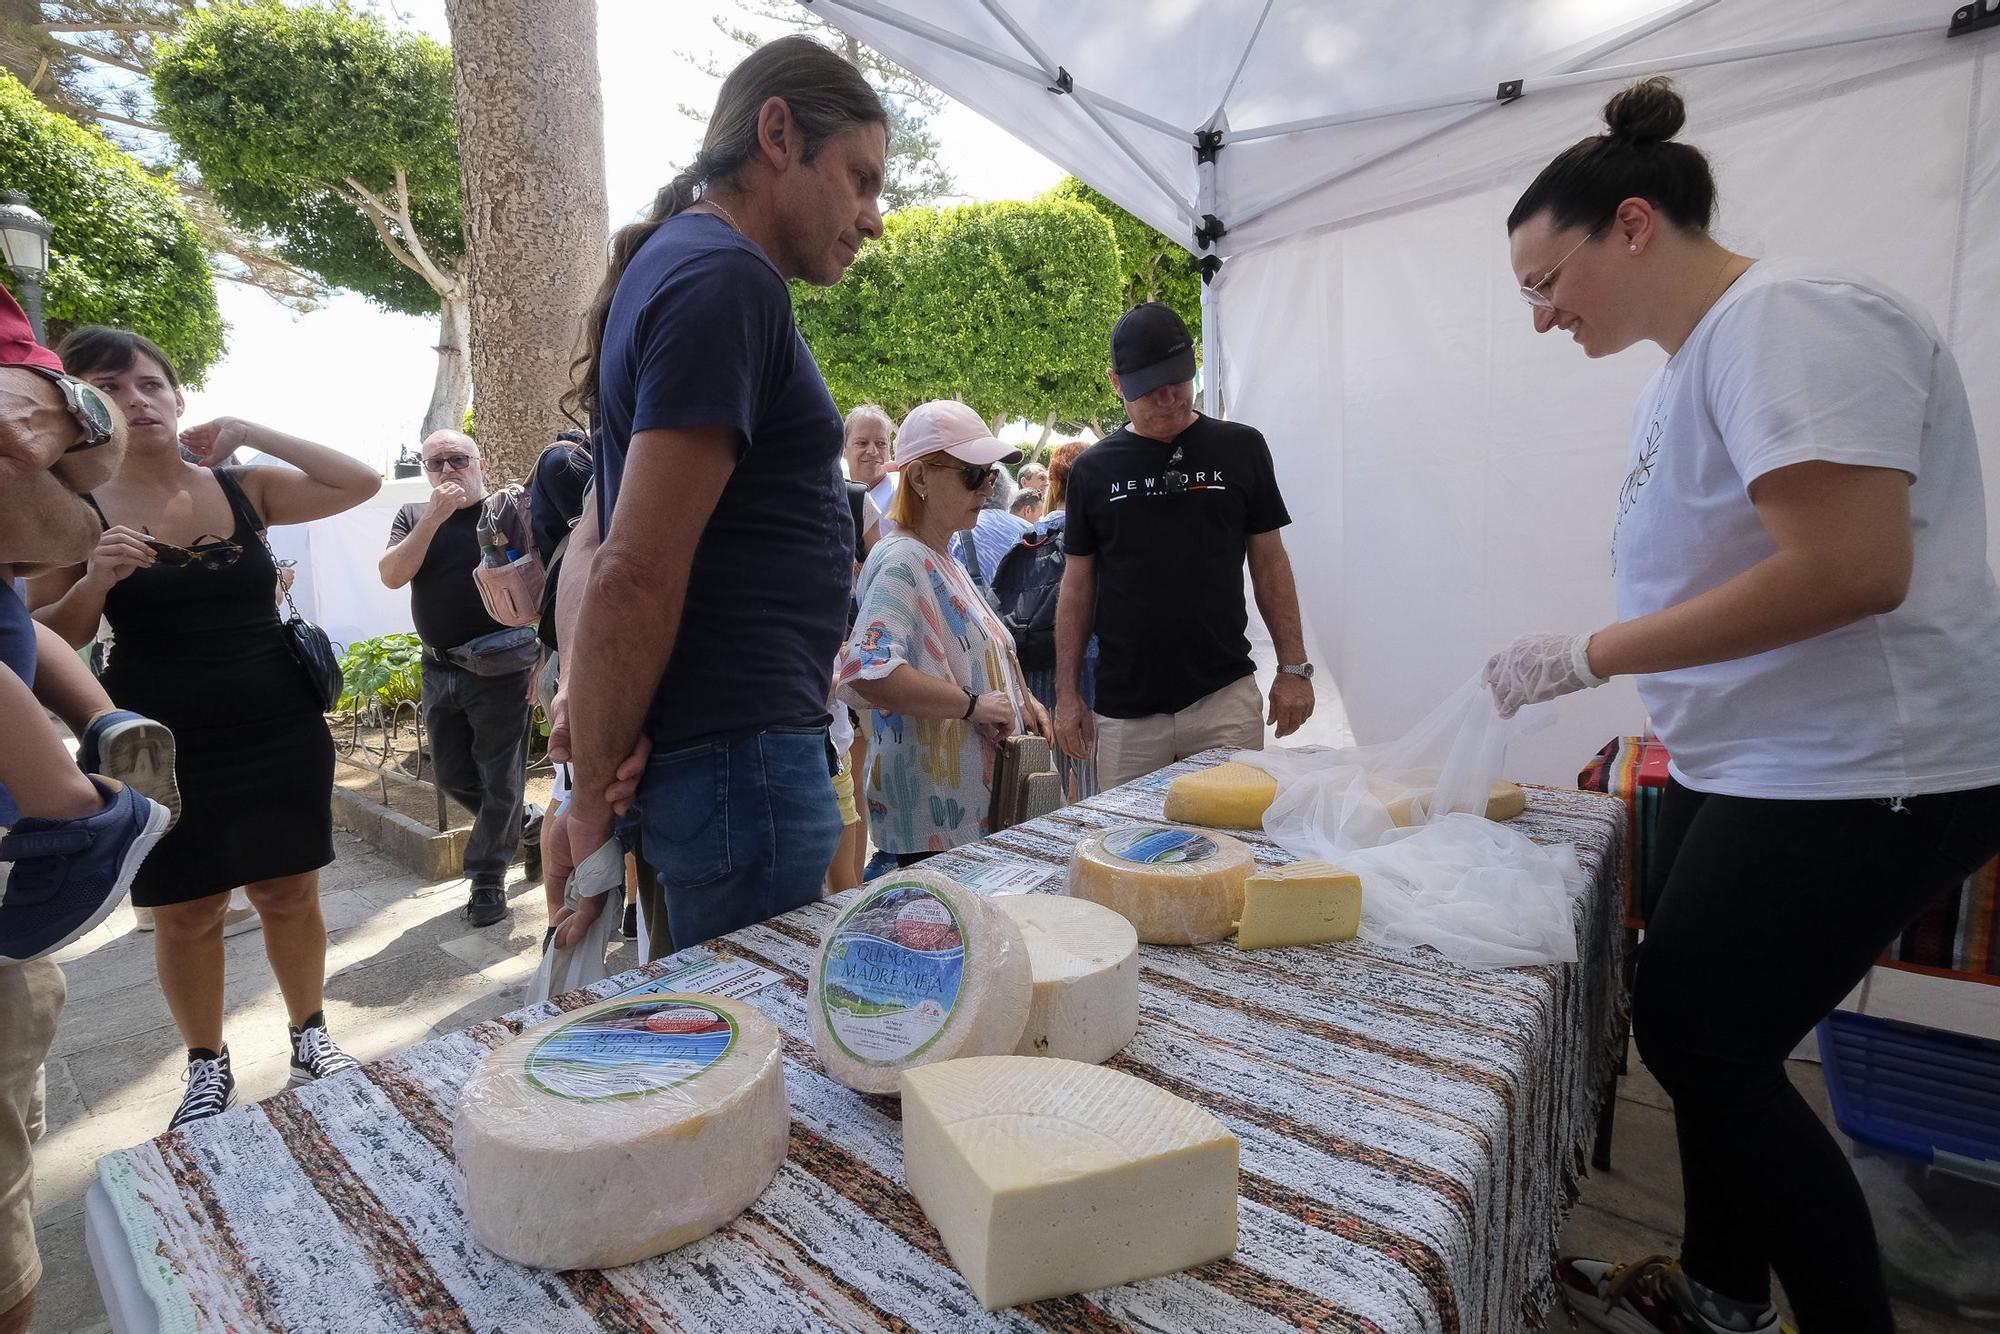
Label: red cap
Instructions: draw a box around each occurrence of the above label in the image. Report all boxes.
[0,283,62,373]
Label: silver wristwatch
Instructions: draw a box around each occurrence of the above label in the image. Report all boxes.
[1277,662,1314,680]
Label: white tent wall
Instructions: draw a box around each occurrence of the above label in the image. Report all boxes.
[1218,41,2000,784]
[264,477,423,652]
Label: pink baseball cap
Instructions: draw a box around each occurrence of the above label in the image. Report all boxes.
[890,400,1023,471]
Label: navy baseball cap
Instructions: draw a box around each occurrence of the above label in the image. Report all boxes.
[1110,302,1197,402]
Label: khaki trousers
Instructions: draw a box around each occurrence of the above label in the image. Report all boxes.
[0,959,63,1316]
[1094,674,1264,791]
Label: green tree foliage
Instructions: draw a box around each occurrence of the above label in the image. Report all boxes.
[0,71,223,378]
[793,197,1124,429]
[1044,176,1202,349]
[152,0,460,317]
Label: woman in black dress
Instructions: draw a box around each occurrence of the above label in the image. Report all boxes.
[32,328,380,1129]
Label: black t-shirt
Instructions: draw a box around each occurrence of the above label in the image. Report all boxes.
[1064,414,1291,718]
[388,502,506,653]
[528,441,591,565]
[593,212,852,751]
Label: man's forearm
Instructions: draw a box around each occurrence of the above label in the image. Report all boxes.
[566,546,688,816]
[1053,563,1095,702]
[379,523,437,589]
[1250,543,1308,665]
[553,502,601,653]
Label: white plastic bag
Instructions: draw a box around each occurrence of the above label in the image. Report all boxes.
[1235,674,1583,969]
[529,837,626,1004]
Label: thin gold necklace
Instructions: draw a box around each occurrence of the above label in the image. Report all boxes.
[693,199,741,233]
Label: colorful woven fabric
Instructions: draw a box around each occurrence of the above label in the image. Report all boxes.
[1578,734,2000,981]
[96,750,1629,1333]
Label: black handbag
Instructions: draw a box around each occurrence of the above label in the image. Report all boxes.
[252,524,343,711]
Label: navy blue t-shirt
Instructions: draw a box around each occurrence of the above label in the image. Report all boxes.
[593,212,852,751]
[0,580,39,824]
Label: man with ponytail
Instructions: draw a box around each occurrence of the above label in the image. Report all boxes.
[553,37,887,951]
[1487,78,2000,1334]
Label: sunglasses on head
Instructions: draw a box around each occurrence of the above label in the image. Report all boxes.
[145,532,243,570]
[424,453,475,474]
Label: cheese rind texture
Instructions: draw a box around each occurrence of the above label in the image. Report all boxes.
[1385,779,1527,827]
[1235,860,1363,950]
[1068,826,1253,945]
[1164,761,1277,829]
[454,992,788,1271]
[809,868,1032,1095]
[991,894,1140,1064]
[901,1055,1240,1310]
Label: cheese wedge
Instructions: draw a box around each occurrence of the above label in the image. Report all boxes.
[1164,761,1277,829]
[809,868,1032,1095]
[1234,860,1363,950]
[455,992,787,1270]
[1385,779,1528,827]
[991,894,1140,1064]
[901,1056,1240,1310]
[1068,825,1254,945]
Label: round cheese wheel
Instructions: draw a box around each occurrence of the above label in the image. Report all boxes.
[991,894,1140,1064]
[454,992,788,1271]
[1068,826,1254,945]
[809,868,1033,1096]
[1164,761,1277,829]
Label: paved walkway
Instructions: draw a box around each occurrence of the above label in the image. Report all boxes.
[26,836,1982,1332]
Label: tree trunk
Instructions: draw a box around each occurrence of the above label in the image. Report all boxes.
[442,0,608,484]
[420,289,473,439]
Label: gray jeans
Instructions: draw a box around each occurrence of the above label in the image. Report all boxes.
[420,662,531,885]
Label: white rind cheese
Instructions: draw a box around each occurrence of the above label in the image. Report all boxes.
[1235,860,1363,950]
[901,1055,1240,1310]
[991,894,1140,1064]
[809,868,1032,1095]
[454,992,788,1271]
[1068,826,1254,945]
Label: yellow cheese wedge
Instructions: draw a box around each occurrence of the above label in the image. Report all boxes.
[1385,779,1527,827]
[1163,761,1277,829]
[1234,860,1362,950]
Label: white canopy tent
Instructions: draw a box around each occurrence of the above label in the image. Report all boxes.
[802,0,2000,785]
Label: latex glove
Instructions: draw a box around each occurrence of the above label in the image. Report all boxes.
[1484,632,1606,719]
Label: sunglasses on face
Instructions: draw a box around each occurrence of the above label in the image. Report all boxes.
[424,454,475,474]
[953,462,995,492]
[145,532,243,570]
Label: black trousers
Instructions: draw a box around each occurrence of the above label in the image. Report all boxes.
[1636,777,2000,1330]
[420,662,532,886]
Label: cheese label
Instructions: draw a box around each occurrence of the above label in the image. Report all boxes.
[1102,826,1219,865]
[820,880,968,1067]
[524,997,738,1101]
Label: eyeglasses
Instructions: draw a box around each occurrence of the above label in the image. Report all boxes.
[953,462,995,492]
[145,532,243,570]
[1519,225,1605,309]
[424,453,475,474]
[1162,445,1188,495]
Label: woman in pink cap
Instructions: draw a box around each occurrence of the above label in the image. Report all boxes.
[837,400,1052,864]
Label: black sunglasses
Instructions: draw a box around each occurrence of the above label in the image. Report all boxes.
[145,532,243,570]
[1163,445,1188,495]
[424,453,475,474]
[954,463,995,491]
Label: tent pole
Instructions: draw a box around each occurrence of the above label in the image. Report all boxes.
[1197,112,1225,419]
[806,0,1188,141]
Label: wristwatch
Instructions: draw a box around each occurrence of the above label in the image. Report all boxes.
[1277,662,1315,680]
[22,365,116,453]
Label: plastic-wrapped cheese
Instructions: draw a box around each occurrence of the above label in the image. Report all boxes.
[1068,826,1254,945]
[809,868,1032,1095]
[1235,860,1362,950]
[1385,779,1528,827]
[991,894,1139,1064]
[454,992,787,1270]
[1164,761,1277,829]
[901,1055,1240,1310]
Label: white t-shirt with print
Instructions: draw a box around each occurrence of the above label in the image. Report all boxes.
[1612,259,2000,799]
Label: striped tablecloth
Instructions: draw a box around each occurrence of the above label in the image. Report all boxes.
[93,750,1628,1334]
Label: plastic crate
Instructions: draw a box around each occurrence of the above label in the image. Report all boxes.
[1817,1011,2000,1315]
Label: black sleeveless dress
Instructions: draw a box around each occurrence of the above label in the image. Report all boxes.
[93,467,335,906]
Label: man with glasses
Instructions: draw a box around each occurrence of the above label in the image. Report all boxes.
[379,430,529,928]
[1053,302,1315,789]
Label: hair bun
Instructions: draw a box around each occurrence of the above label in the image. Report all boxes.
[1604,76,1685,145]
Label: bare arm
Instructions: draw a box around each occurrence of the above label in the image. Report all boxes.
[1588,461,1912,677]
[1248,529,1314,738]
[562,425,736,849]
[26,521,155,648]
[552,496,601,654]
[185,418,381,525]
[379,490,459,589]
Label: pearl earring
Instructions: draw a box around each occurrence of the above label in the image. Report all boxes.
[1628,243,1638,253]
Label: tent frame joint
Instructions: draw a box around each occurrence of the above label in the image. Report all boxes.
[1198,254,1222,285]
[1195,128,1225,164]
[1194,214,1227,251]
[1496,78,1524,103]
[1949,1,2000,38]
[1046,65,1073,95]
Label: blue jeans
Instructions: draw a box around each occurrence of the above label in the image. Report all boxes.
[633,726,842,947]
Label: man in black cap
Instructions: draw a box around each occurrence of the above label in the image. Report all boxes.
[1052,302,1314,789]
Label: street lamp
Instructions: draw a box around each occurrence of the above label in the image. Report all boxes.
[0,191,54,344]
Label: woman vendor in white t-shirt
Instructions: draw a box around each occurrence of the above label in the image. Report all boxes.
[1486,77,2000,1334]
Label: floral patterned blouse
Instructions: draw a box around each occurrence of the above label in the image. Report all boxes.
[836,533,1028,855]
